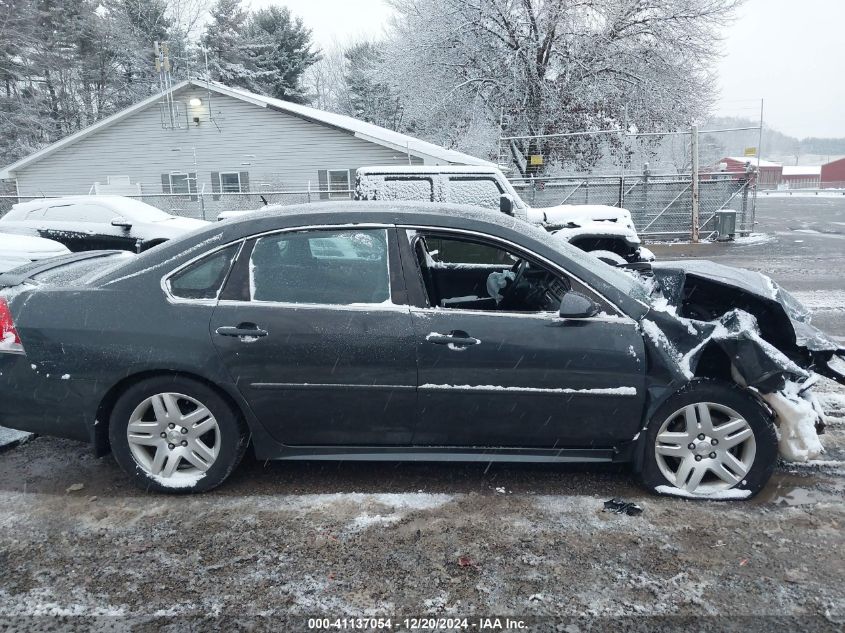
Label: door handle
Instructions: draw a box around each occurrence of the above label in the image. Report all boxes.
[215,324,269,339]
[426,331,481,347]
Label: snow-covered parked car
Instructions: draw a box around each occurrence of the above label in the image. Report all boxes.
[0,232,71,272]
[0,202,841,497]
[355,165,652,265]
[0,196,209,253]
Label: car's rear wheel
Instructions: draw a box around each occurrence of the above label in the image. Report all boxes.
[108,376,249,493]
[639,380,777,499]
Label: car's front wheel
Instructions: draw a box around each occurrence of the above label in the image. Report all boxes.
[109,376,249,493]
[639,380,778,499]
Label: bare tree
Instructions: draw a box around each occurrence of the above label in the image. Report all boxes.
[384,0,743,173]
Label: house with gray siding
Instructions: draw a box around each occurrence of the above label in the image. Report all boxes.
[0,80,492,218]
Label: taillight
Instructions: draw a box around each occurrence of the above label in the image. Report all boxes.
[0,297,24,354]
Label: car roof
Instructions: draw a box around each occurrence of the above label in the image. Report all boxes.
[94,201,650,320]
[221,201,526,234]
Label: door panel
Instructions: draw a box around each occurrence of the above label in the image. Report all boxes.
[208,227,417,446]
[211,303,417,445]
[412,309,647,448]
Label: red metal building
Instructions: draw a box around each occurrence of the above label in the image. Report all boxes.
[821,157,845,188]
[781,166,821,188]
[717,157,782,189]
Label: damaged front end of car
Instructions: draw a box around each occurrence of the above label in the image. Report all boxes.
[637,260,844,462]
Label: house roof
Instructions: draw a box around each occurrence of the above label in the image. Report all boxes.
[0,80,494,179]
[782,165,822,176]
[724,156,782,168]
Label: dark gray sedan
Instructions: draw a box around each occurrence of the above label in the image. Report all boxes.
[0,203,841,496]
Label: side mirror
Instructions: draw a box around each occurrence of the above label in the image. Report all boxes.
[111,217,132,229]
[559,291,600,319]
[499,193,514,216]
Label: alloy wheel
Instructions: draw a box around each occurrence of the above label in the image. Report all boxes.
[125,392,221,484]
[654,402,756,494]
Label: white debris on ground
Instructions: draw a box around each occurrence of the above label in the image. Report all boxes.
[654,485,752,500]
[150,471,207,489]
[761,381,826,462]
[731,233,774,246]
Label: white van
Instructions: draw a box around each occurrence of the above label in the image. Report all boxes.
[355,165,653,264]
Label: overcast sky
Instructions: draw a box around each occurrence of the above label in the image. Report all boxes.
[249,0,842,138]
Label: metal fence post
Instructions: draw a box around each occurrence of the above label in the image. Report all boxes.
[619,174,625,208]
[691,124,700,243]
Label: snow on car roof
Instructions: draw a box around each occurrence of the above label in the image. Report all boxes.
[9,195,171,221]
[357,165,502,175]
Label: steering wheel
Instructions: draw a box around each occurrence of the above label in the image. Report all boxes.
[500,258,529,304]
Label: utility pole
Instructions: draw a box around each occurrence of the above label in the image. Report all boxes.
[691,124,700,243]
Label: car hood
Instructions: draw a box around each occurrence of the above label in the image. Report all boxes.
[536,203,634,223]
[553,222,641,245]
[641,260,844,389]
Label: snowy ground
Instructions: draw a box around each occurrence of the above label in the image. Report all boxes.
[0,196,843,629]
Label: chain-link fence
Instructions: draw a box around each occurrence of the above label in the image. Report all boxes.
[0,189,356,221]
[499,122,765,240]
[509,170,754,238]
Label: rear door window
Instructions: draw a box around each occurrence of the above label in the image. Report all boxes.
[249,229,391,305]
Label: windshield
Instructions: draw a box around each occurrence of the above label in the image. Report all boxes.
[108,198,173,222]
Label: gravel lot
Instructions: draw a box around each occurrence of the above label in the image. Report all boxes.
[0,196,843,631]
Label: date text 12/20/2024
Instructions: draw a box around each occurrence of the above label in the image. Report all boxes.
[307,618,528,630]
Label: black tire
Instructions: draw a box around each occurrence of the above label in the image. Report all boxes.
[638,379,778,500]
[108,376,249,494]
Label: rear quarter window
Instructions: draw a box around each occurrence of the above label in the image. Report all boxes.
[167,244,239,300]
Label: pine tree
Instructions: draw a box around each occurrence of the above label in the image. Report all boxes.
[201,0,249,84]
[343,41,403,128]
[240,6,320,103]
